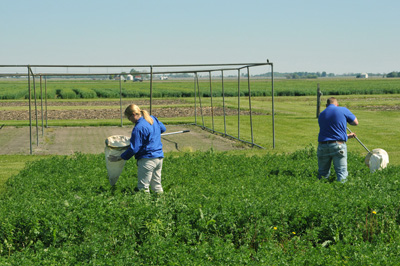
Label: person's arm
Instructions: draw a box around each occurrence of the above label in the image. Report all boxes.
[113,127,143,161]
[153,116,166,133]
[120,130,143,160]
[349,117,358,126]
[109,142,136,162]
[347,117,358,139]
[160,121,166,134]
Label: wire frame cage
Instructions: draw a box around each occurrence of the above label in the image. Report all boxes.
[0,62,275,154]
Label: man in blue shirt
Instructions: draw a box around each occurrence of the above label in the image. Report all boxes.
[318,97,358,183]
[109,104,166,193]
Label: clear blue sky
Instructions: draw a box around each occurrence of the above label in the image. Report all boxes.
[2,0,399,74]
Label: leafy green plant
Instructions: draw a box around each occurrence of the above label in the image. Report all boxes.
[1,149,400,264]
[92,88,121,98]
[56,88,77,99]
[73,88,97,98]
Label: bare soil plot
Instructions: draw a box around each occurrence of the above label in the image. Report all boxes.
[0,99,254,155]
[0,125,249,155]
[0,99,257,120]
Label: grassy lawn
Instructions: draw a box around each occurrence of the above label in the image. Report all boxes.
[0,155,48,193]
[193,95,400,165]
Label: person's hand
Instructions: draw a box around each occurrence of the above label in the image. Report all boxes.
[108,155,122,162]
[348,132,356,139]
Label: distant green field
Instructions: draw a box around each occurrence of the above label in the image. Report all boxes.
[2,77,400,99]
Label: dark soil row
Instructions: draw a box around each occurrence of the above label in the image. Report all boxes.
[0,107,258,120]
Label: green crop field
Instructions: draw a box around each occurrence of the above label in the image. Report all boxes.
[1,151,400,264]
[2,77,400,99]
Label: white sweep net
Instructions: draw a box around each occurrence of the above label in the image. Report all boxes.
[364,148,389,173]
[104,135,131,185]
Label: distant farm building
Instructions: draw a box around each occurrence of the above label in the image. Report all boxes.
[359,73,369,78]
[127,74,134,81]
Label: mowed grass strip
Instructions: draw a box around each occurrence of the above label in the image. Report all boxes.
[0,155,47,193]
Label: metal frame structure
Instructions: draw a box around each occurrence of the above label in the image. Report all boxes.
[0,63,275,154]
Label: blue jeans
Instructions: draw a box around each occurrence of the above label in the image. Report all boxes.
[317,142,348,183]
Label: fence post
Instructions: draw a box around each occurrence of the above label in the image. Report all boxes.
[40,76,44,136]
[209,71,214,133]
[316,83,323,118]
[222,70,227,136]
[237,69,240,140]
[194,72,197,125]
[45,76,48,128]
[119,77,123,127]
[28,66,32,154]
[150,66,153,115]
[195,73,205,128]
[33,75,38,146]
[247,67,254,146]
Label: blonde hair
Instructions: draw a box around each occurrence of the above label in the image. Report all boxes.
[124,104,153,125]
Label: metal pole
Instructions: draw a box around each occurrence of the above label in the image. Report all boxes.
[209,71,214,133]
[271,63,275,149]
[247,67,254,146]
[195,73,205,128]
[33,75,39,146]
[161,130,190,136]
[150,66,153,115]
[194,72,197,125]
[45,76,48,128]
[238,69,241,140]
[28,66,32,155]
[40,76,44,136]
[317,83,322,118]
[119,77,123,127]
[347,127,371,153]
[222,70,226,136]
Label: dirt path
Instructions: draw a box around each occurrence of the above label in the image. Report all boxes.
[0,125,248,155]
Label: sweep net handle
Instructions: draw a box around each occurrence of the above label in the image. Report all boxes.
[347,127,371,153]
[161,130,190,136]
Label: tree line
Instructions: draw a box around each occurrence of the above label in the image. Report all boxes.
[386,72,400,78]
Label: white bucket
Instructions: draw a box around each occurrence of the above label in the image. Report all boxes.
[105,135,130,185]
[364,148,389,173]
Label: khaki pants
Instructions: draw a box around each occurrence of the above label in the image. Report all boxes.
[137,158,163,193]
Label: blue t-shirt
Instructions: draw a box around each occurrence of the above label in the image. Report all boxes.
[318,104,356,142]
[121,116,166,160]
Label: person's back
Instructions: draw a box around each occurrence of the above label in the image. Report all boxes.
[133,115,165,159]
[318,104,354,142]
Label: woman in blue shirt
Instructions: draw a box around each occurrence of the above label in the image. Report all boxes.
[109,104,166,193]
